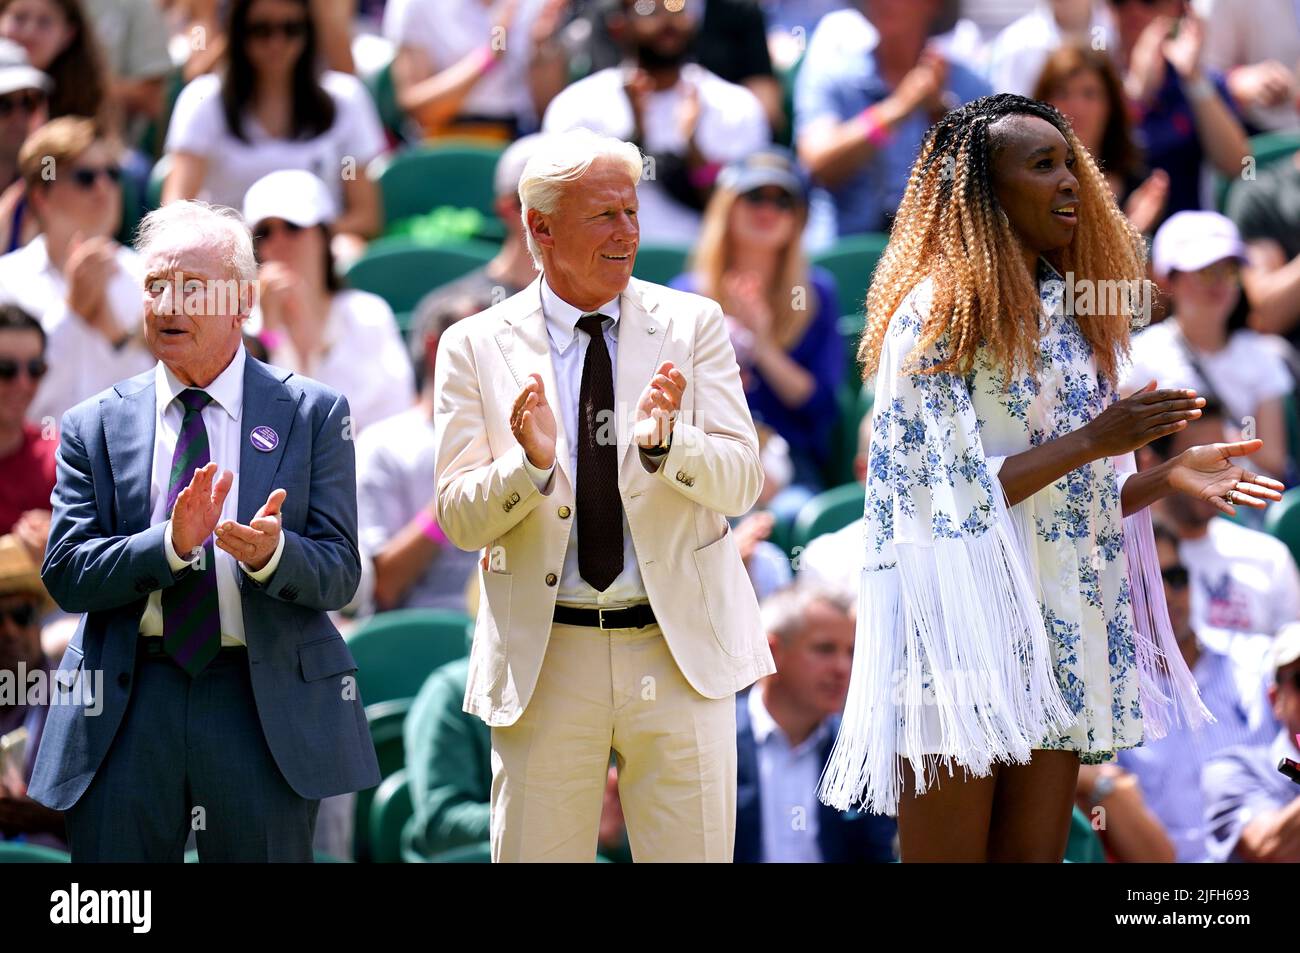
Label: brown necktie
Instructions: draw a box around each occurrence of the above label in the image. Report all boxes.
[575,313,623,591]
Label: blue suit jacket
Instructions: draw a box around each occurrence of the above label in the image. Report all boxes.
[735,690,896,863]
[29,356,381,810]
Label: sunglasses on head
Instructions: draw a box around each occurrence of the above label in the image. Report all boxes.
[69,165,122,190]
[0,357,47,382]
[252,220,305,243]
[1161,565,1189,590]
[0,603,37,627]
[0,89,44,119]
[246,19,308,41]
[740,188,796,211]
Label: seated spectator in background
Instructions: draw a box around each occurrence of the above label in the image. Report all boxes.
[987,0,1113,97]
[542,0,770,244]
[1118,521,1277,862]
[1107,0,1247,219]
[1122,211,1292,480]
[0,534,63,850]
[384,0,568,143]
[763,0,852,72]
[1033,41,1169,235]
[1203,623,1300,861]
[738,583,896,862]
[0,117,151,425]
[1138,402,1300,638]
[0,306,54,544]
[796,412,869,596]
[81,0,172,145]
[404,654,630,861]
[408,133,544,325]
[355,292,483,614]
[163,0,385,259]
[0,38,47,253]
[1071,762,1176,862]
[242,169,413,434]
[0,0,106,124]
[793,0,990,237]
[1230,149,1300,346]
[1199,0,1300,133]
[671,149,842,521]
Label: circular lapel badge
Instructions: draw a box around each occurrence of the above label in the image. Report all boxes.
[250,426,279,452]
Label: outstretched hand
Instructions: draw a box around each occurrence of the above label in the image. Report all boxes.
[1168,439,1285,515]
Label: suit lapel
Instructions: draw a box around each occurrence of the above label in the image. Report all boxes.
[103,371,158,534]
[615,279,667,476]
[238,358,300,524]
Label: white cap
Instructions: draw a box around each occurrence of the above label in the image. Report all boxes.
[1272,622,1300,673]
[241,169,337,230]
[1151,210,1246,280]
[0,38,50,98]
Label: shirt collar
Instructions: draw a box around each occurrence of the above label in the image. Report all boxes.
[747,684,831,755]
[539,275,621,355]
[155,344,246,423]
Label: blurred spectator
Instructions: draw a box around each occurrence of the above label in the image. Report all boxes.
[408,133,544,325]
[1032,41,1169,234]
[737,583,895,862]
[763,1,850,72]
[987,0,1114,97]
[1072,763,1176,861]
[0,117,152,425]
[560,0,784,135]
[163,0,385,259]
[0,0,106,123]
[1198,0,1300,133]
[0,38,47,252]
[0,306,54,541]
[1121,212,1291,479]
[242,169,413,434]
[0,533,63,850]
[384,0,568,143]
[796,411,869,595]
[1202,622,1300,862]
[1107,0,1247,218]
[794,0,990,237]
[355,292,483,614]
[81,0,172,145]
[1117,520,1276,861]
[1230,150,1300,345]
[542,0,770,244]
[1138,402,1300,637]
[671,148,842,521]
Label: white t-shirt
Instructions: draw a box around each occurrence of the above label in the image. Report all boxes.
[248,289,414,435]
[164,71,387,212]
[984,1,1115,96]
[382,0,546,126]
[1120,319,1293,423]
[542,63,771,243]
[796,517,862,599]
[1181,517,1300,636]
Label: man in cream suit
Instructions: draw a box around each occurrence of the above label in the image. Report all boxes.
[432,129,774,862]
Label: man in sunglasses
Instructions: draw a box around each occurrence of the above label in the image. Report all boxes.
[0,38,47,254]
[0,306,53,558]
[0,533,64,850]
[0,117,152,428]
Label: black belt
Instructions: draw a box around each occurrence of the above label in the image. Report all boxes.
[137,636,246,659]
[553,603,657,630]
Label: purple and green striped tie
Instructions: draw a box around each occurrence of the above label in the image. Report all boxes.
[161,388,221,676]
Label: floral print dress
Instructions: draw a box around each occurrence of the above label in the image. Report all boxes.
[820,263,1209,816]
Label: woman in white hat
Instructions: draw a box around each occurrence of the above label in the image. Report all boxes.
[1122,210,1292,481]
[244,168,415,435]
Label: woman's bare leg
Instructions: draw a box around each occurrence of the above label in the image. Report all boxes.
[897,758,1000,862]
[986,749,1080,862]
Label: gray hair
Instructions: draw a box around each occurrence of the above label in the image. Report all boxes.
[135,200,257,285]
[518,127,643,269]
[760,582,855,646]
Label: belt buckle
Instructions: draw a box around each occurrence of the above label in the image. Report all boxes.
[598,607,615,630]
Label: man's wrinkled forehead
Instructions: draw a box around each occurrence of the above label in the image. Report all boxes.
[144,238,230,282]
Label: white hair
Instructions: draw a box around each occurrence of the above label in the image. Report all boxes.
[760,582,855,646]
[135,200,257,285]
[517,127,643,269]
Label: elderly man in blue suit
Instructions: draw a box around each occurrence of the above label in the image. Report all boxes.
[28,200,379,861]
[736,583,897,863]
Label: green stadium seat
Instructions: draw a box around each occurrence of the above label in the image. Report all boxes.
[812,233,889,318]
[343,239,497,315]
[1218,129,1300,212]
[426,842,491,863]
[353,696,415,862]
[343,608,473,707]
[370,767,414,864]
[0,842,70,862]
[825,381,873,487]
[1265,487,1300,568]
[371,144,504,228]
[790,482,865,553]
[1064,806,1106,863]
[364,58,409,145]
[183,848,348,862]
[631,242,692,286]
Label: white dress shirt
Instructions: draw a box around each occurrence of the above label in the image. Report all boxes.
[521,277,657,607]
[748,684,831,864]
[138,345,285,645]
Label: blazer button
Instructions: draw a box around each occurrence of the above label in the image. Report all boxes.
[545,573,557,586]
[503,501,512,512]
[558,505,571,519]
[510,491,521,503]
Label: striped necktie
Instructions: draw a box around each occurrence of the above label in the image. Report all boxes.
[161,388,222,676]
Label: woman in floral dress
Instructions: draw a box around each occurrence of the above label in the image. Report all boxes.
[818,94,1285,861]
